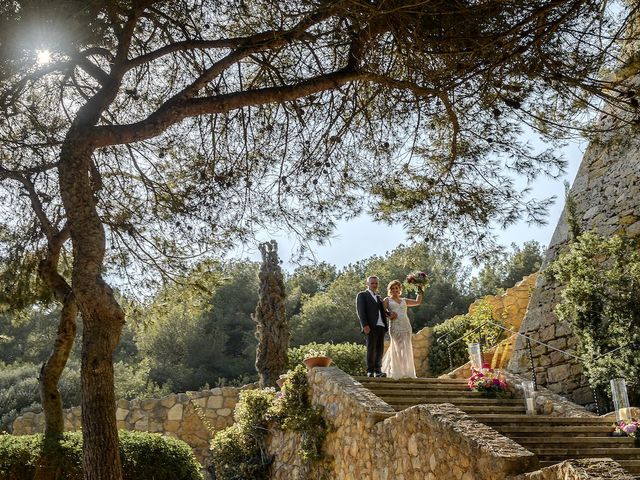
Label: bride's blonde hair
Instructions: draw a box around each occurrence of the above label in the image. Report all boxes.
[387,280,402,296]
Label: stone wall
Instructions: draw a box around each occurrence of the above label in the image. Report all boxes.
[267,366,539,479]
[508,105,640,405]
[412,325,433,376]
[469,273,538,333]
[12,387,242,467]
[508,459,635,480]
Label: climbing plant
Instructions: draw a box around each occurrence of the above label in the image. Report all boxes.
[546,232,640,397]
[211,365,328,479]
[429,300,506,375]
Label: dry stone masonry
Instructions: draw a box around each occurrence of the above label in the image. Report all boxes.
[267,366,539,480]
[508,107,640,405]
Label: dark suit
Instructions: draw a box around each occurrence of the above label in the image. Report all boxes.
[356,290,389,374]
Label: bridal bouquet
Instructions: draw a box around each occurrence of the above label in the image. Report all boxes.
[468,366,511,398]
[406,271,429,291]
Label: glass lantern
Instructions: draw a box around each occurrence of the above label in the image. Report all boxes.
[467,342,483,370]
[611,378,632,422]
[521,380,536,415]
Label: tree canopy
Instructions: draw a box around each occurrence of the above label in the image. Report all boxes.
[0,1,638,478]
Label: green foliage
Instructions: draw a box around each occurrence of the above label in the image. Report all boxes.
[290,243,475,345]
[254,240,289,388]
[470,241,544,297]
[546,232,640,391]
[288,343,367,377]
[286,263,338,318]
[211,389,276,480]
[212,367,329,479]
[0,430,203,480]
[0,361,80,433]
[136,260,260,391]
[0,359,168,433]
[429,300,505,375]
[271,365,327,463]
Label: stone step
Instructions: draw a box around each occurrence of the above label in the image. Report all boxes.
[532,448,640,459]
[388,403,526,414]
[366,388,497,397]
[510,436,635,447]
[353,376,468,385]
[472,414,612,425]
[375,395,524,405]
[494,425,614,436]
[362,383,473,392]
[539,459,640,473]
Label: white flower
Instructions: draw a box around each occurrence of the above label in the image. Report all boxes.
[304,348,327,359]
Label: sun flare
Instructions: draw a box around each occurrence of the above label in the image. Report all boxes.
[36,49,51,65]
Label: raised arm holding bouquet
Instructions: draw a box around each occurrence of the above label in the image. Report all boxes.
[406,271,430,295]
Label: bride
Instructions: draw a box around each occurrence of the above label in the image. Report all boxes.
[381,280,423,379]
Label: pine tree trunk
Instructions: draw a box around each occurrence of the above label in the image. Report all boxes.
[33,230,78,480]
[37,254,77,440]
[59,136,124,480]
[254,241,289,388]
[33,299,77,480]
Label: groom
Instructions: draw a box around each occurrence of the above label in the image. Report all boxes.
[356,276,395,377]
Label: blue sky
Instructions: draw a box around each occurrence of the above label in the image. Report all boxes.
[234,138,587,271]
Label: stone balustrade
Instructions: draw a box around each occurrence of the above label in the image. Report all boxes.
[267,366,539,479]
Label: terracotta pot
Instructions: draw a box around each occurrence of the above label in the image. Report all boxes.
[303,356,332,369]
[276,378,286,388]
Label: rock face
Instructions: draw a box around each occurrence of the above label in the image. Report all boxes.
[508,117,640,405]
[12,387,241,467]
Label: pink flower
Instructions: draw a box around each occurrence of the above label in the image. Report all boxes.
[623,423,638,434]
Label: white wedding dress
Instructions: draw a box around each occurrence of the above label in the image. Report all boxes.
[381,298,416,379]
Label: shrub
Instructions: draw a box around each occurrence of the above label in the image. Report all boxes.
[287,342,366,376]
[429,314,472,375]
[0,430,203,480]
[546,232,640,396]
[211,389,276,480]
[211,366,329,479]
[429,300,505,375]
[271,365,327,462]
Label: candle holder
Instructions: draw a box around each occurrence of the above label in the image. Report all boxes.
[521,380,536,415]
[467,342,483,370]
[611,378,632,422]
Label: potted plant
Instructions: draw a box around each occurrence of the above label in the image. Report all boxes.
[303,348,332,369]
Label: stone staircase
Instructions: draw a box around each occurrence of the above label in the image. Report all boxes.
[356,376,640,478]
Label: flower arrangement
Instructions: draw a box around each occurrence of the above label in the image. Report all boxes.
[612,419,640,438]
[406,271,429,291]
[303,348,328,360]
[468,366,511,398]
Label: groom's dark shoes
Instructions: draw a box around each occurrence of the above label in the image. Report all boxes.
[374,372,387,378]
[367,372,375,377]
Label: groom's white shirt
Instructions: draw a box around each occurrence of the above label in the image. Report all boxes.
[367,288,385,327]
